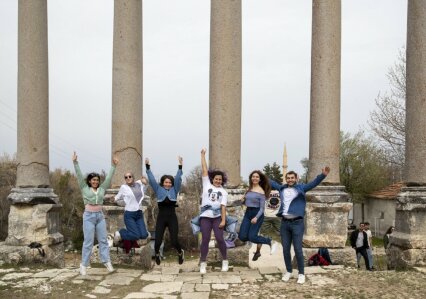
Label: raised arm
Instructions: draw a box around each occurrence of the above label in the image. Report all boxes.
[72,151,86,190]
[174,156,183,194]
[269,178,283,191]
[201,148,208,177]
[100,156,118,189]
[145,158,160,193]
[302,166,330,192]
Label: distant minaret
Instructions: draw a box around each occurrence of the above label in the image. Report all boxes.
[282,143,288,183]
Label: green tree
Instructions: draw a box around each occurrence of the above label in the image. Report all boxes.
[340,131,391,202]
[369,48,405,181]
[263,162,283,183]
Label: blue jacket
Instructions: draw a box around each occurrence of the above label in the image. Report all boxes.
[146,168,182,202]
[270,173,326,218]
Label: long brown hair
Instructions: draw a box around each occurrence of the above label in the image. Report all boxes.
[248,170,271,198]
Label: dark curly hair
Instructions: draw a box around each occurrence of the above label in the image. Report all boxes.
[160,175,174,187]
[208,169,227,186]
[248,170,271,198]
[86,172,101,187]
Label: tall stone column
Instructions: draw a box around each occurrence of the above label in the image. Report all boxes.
[304,1,351,257]
[111,0,143,188]
[388,0,426,269]
[207,0,247,264]
[105,1,151,269]
[1,0,63,267]
[209,0,242,188]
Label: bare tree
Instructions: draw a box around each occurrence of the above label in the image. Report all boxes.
[368,48,406,177]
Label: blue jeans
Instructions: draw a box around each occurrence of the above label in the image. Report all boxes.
[238,208,271,245]
[356,248,374,268]
[280,218,305,275]
[120,210,149,240]
[81,211,110,267]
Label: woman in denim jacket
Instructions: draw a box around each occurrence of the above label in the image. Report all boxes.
[145,157,184,265]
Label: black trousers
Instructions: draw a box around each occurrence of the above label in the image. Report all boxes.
[356,247,371,270]
[155,206,182,254]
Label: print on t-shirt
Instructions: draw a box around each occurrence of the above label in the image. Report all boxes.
[208,189,223,202]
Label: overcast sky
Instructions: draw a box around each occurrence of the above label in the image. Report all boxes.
[0,0,407,181]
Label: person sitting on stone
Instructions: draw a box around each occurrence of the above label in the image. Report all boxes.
[72,151,118,276]
[238,170,277,261]
[113,172,150,250]
[199,148,229,274]
[145,157,184,265]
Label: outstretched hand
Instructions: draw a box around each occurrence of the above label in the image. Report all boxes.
[145,158,150,165]
[178,156,183,165]
[112,156,119,166]
[322,166,330,176]
[72,151,78,162]
[201,148,207,156]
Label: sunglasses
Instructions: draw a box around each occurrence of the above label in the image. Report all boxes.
[124,175,133,179]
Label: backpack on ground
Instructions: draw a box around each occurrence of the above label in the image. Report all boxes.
[308,247,331,266]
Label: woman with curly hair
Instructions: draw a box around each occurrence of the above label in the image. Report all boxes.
[239,170,277,261]
[199,148,229,274]
[145,157,184,265]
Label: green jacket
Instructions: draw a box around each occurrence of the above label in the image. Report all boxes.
[73,161,116,205]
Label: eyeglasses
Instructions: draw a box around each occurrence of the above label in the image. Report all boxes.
[124,175,133,179]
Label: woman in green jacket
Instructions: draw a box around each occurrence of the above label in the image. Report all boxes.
[72,151,118,276]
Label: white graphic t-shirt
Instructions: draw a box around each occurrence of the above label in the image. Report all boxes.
[283,187,298,217]
[200,176,228,218]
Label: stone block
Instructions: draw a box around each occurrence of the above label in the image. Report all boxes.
[305,186,351,248]
[8,188,58,204]
[302,247,356,267]
[92,243,152,270]
[387,245,426,269]
[206,245,249,266]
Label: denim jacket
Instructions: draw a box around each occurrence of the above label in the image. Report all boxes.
[190,205,238,235]
[146,168,182,202]
[270,173,326,218]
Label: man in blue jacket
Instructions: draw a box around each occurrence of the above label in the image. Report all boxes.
[270,166,330,284]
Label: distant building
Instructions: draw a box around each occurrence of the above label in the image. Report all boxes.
[352,182,404,236]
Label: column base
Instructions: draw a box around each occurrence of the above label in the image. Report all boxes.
[91,242,153,270]
[3,188,63,267]
[301,247,356,267]
[388,187,426,268]
[0,241,64,267]
[206,244,250,267]
[304,186,352,248]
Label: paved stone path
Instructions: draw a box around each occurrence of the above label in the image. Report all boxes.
[1,244,426,299]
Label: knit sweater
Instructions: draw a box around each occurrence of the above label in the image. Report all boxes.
[73,161,116,205]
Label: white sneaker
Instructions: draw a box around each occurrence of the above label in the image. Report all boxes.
[221,260,229,272]
[282,272,292,282]
[297,274,306,284]
[104,262,114,272]
[270,240,277,255]
[79,264,87,276]
[200,262,207,274]
[114,231,121,244]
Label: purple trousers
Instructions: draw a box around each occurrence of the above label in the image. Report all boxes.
[200,216,227,262]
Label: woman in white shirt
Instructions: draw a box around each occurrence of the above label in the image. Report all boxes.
[113,172,149,246]
[199,148,228,274]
